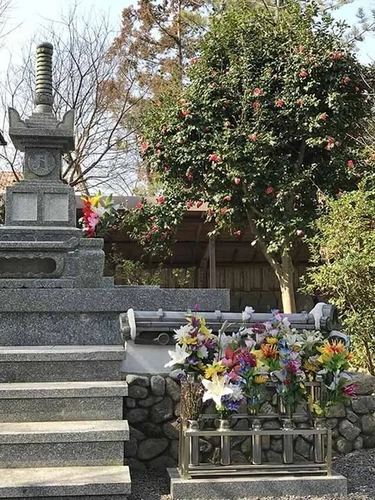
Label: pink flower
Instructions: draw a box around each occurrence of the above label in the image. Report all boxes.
[196,200,204,208]
[276,99,284,107]
[140,141,149,155]
[235,230,242,236]
[249,133,257,141]
[208,153,221,163]
[234,177,241,185]
[296,98,303,106]
[320,113,328,121]
[296,229,304,237]
[181,109,190,117]
[343,76,350,84]
[252,102,260,110]
[343,384,356,397]
[190,57,198,64]
[186,171,194,181]
[331,52,343,61]
[266,186,274,194]
[253,88,264,96]
[347,160,354,169]
[156,195,165,204]
[300,70,308,78]
[135,202,143,210]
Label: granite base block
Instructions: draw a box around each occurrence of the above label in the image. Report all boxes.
[168,468,348,500]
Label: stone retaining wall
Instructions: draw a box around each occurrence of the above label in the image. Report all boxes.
[123,372,375,469]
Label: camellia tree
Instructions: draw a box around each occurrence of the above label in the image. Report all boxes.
[126,1,373,312]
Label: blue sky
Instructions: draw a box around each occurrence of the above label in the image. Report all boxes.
[2,0,375,66]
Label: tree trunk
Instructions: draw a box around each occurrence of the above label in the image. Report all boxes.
[274,253,296,313]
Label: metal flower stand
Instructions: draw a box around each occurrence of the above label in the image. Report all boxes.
[178,381,332,479]
[170,380,348,499]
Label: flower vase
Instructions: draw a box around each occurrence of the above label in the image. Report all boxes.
[180,373,203,421]
[251,418,262,465]
[282,418,294,464]
[187,419,200,466]
[313,417,326,463]
[218,418,231,466]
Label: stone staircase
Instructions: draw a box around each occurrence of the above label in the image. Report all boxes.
[0,344,131,499]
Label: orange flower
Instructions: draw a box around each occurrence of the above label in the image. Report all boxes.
[261,344,279,358]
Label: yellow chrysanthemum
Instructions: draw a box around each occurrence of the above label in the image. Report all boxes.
[254,375,267,384]
[266,337,278,345]
[184,336,198,345]
[303,360,320,372]
[204,361,225,379]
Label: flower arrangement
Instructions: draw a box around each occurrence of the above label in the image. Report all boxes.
[80,192,115,237]
[165,308,356,419]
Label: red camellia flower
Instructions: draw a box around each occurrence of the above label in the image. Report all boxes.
[252,102,260,110]
[253,88,264,96]
[249,133,257,141]
[208,153,221,163]
[347,160,354,168]
[266,186,274,194]
[140,141,149,155]
[234,177,241,185]
[320,113,328,121]
[156,195,165,204]
[299,70,308,78]
[296,98,303,106]
[343,76,350,84]
[196,200,204,208]
[276,99,284,107]
[331,51,343,61]
[186,171,194,181]
[135,202,143,210]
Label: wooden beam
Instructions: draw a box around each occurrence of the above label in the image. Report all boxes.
[209,234,216,288]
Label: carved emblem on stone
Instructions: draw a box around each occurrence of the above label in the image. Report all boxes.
[28,150,56,176]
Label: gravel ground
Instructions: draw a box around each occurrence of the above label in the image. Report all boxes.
[127,449,375,500]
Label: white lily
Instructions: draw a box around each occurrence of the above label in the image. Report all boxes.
[202,373,233,407]
[164,344,190,368]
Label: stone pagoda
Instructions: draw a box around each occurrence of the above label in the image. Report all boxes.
[1,42,107,289]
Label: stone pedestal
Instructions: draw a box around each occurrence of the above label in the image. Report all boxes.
[168,468,348,500]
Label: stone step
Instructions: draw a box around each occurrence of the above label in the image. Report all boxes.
[0,420,129,468]
[0,381,128,422]
[0,345,126,382]
[0,465,131,498]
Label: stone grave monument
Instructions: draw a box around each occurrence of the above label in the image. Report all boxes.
[0,42,229,499]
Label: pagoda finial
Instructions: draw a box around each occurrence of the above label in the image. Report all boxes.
[34,42,54,113]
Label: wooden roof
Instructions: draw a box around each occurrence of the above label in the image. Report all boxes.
[106,201,309,268]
